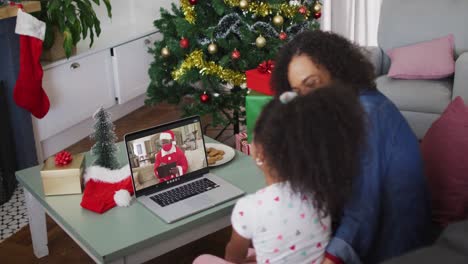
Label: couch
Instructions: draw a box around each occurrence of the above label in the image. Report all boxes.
[365,0,468,139]
[382,220,468,264]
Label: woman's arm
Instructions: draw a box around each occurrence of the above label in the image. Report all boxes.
[325,108,382,264]
[225,229,251,263]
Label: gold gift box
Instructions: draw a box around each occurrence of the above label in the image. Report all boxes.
[40,153,86,196]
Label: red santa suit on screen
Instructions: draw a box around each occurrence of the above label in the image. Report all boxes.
[154,130,188,182]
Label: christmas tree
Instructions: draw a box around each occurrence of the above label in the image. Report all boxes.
[90,107,119,170]
[146,0,322,130]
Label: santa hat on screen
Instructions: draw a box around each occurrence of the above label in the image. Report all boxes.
[160,130,176,145]
[80,165,135,214]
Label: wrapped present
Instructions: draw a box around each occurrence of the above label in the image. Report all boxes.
[241,140,251,156]
[235,132,247,151]
[40,152,86,196]
[235,132,251,155]
[246,91,273,142]
[245,60,275,95]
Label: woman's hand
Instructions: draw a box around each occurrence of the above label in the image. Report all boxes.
[322,257,336,264]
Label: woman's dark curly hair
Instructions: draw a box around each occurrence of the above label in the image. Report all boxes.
[271,30,376,95]
[254,83,365,220]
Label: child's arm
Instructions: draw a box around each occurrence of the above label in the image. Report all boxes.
[225,229,251,264]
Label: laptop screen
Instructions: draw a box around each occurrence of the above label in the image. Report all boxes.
[124,116,208,195]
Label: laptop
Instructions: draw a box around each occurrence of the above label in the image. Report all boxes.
[124,116,245,223]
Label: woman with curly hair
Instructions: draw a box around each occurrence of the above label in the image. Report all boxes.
[270,30,431,264]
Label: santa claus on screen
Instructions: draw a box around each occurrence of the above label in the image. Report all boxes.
[154,130,188,182]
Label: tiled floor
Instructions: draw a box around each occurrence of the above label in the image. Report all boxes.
[0,187,28,242]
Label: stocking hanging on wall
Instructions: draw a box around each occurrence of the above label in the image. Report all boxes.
[13,9,50,119]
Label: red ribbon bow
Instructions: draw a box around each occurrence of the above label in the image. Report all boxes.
[257,60,275,74]
[9,2,24,9]
[55,151,73,166]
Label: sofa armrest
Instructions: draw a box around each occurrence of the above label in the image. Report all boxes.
[453,52,468,102]
[362,46,383,76]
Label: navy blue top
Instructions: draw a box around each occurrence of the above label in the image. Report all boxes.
[326,90,431,264]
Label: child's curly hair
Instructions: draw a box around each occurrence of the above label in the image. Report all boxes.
[271,30,376,95]
[254,84,365,220]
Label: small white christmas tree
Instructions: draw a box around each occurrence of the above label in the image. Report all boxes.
[90,107,119,170]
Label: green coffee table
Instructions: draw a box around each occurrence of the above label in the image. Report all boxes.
[16,138,264,263]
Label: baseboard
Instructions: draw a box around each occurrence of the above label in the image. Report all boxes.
[37,95,146,160]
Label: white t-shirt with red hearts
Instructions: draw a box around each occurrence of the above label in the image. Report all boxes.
[231,182,331,264]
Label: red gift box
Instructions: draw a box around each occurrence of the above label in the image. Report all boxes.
[245,60,275,96]
[235,132,251,156]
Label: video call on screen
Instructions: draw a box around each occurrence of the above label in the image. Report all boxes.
[126,122,206,191]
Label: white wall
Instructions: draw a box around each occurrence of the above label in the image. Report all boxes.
[130,135,153,156]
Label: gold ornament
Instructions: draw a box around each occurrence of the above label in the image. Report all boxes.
[273,14,284,26]
[239,0,249,10]
[208,43,218,54]
[313,1,322,13]
[172,50,245,86]
[161,47,170,58]
[256,35,267,48]
[181,0,196,24]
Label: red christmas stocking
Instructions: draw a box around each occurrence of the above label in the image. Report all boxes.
[13,9,50,119]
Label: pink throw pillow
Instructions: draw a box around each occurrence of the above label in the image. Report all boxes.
[421,96,468,227]
[387,34,455,79]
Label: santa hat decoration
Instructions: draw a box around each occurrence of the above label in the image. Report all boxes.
[160,130,176,145]
[13,8,50,118]
[80,165,135,214]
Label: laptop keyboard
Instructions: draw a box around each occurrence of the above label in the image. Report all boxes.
[150,178,220,207]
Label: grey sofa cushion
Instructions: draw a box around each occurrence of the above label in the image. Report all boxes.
[376,76,452,114]
[382,220,468,264]
[378,0,468,73]
[400,111,440,140]
[362,46,383,76]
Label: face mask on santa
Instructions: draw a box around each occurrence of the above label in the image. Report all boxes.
[162,143,173,151]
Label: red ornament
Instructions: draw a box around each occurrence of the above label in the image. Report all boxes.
[231,49,241,60]
[298,6,307,15]
[55,151,73,166]
[179,37,190,49]
[200,92,210,103]
[279,31,288,41]
[314,12,322,19]
[188,0,198,5]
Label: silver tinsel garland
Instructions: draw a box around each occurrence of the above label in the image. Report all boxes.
[196,11,316,48]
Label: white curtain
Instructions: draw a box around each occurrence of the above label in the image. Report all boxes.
[321,0,382,46]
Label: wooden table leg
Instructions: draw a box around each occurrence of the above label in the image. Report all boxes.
[24,187,49,258]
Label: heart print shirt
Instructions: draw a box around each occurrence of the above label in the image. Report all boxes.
[231,182,331,264]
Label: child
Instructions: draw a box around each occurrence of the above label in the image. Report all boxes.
[194,84,365,264]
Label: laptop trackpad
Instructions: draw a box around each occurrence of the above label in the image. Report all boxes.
[185,194,215,208]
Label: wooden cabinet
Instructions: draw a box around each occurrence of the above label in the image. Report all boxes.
[34,31,161,159]
[34,50,115,141]
[112,33,161,104]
